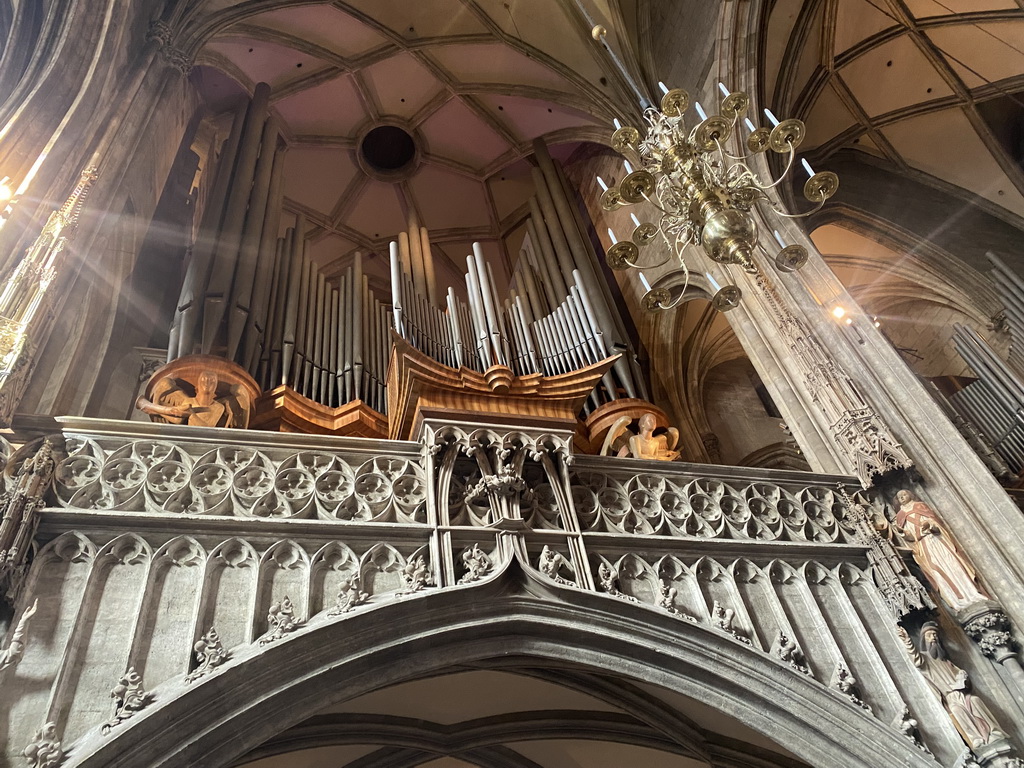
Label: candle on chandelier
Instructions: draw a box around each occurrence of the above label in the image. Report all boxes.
[773,230,786,247]
[695,101,707,121]
[718,82,730,97]
[613,118,622,130]
[624,160,633,174]
[608,227,618,245]
[631,213,641,227]
[706,272,722,292]
[744,118,756,132]
[658,81,670,95]
[764,108,781,127]
[639,272,652,292]
[597,176,609,192]
[801,158,815,177]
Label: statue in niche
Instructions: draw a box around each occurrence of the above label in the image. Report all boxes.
[601,412,680,461]
[137,370,251,429]
[899,623,1005,749]
[892,490,989,612]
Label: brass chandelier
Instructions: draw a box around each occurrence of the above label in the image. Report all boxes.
[600,77,839,312]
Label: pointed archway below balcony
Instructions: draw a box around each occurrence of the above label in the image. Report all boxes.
[62,557,941,768]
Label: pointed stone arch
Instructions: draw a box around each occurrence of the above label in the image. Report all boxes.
[63,560,941,768]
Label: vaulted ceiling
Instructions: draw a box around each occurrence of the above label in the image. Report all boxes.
[234,668,805,768]
[193,0,639,288]
[764,0,1024,223]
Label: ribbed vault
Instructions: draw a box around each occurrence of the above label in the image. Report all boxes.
[178,0,642,288]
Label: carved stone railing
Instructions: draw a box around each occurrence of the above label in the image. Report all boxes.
[0,417,983,766]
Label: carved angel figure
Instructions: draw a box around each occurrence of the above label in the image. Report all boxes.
[136,371,251,428]
[899,623,1006,749]
[0,598,36,671]
[538,545,572,585]
[773,629,809,674]
[601,412,680,461]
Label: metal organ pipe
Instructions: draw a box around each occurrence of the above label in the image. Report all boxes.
[170,99,247,360]
[202,83,273,353]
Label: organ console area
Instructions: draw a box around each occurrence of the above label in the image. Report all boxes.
[151,83,673,451]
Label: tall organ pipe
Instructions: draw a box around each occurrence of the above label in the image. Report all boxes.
[244,143,286,372]
[226,115,280,360]
[170,101,247,360]
[202,83,273,353]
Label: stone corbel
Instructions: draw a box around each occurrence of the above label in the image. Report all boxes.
[146,20,193,76]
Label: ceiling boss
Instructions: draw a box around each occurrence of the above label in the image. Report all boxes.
[593,26,839,313]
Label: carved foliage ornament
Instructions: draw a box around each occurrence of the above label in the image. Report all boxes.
[102,667,152,732]
[23,722,63,768]
[186,627,228,683]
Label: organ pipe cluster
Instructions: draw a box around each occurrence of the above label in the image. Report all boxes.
[167,88,646,418]
[390,140,647,415]
[948,252,1024,474]
[167,84,390,412]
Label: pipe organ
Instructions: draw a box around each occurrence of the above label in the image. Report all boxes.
[163,86,648,428]
[389,141,647,417]
[947,252,1024,474]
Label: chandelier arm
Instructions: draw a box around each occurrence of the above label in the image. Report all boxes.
[748,145,797,192]
[714,138,757,163]
[629,252,677,270]
[759,197,827,219]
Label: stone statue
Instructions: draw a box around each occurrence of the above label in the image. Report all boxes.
[137,371,251,429]
[899,623,1005,749]
[893,490,989,611]
[601,411,680,461]
[102,667,152,732]
[23,722,63,768]
[773,629,810,674]
[0,598,36,671]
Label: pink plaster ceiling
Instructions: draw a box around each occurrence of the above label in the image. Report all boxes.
[197,0,623,277]
[249,6,387,57]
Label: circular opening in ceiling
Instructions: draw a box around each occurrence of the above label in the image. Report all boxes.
[360,125,416,173]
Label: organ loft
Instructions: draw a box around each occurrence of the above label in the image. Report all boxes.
[0,1,1023,767]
